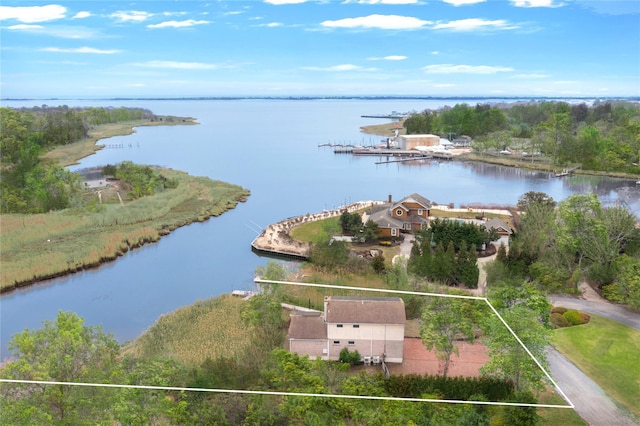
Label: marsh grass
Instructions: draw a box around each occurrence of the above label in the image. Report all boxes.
[124,294,255,367]
[552,315,640,418]
[1,168,249,292]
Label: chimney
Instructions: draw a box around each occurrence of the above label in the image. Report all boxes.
[388,194,393,204]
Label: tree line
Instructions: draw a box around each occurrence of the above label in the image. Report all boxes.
[0,106,159,213]
[489,191,640,309]
[403,101,640,174]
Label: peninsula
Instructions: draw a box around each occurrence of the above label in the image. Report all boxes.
[0,111,249,293]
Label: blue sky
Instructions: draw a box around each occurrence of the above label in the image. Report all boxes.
[1,0,638,98]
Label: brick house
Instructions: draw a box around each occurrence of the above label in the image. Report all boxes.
[364,193,432,238]
[288,296,406,364]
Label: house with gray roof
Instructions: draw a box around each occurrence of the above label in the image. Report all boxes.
[287,296,406,363]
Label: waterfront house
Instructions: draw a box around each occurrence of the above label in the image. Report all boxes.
[364,193,432,238]
[288,296,406,364]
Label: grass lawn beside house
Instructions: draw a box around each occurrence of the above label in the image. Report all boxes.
[552,315,640,419]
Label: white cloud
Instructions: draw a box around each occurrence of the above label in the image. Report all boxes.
[147,20,210,29]
[443,0,486,6]
[41,47,121,54]
[301,64,377,71]
[342,0,420,4]
[72,11,91,19]
[423,64,514,74]
[431,50,439,55]
[432,18,517,31]
[134,60,223,70]
[368,55,407,60]
[434,83,457,87]
[0,4,66,23]
[256,22,284,27]
[5,24,104,39]
[264,0,309,4]
[110,11,154,23]
[162,11,188,17]
[510,0,562,8]
[321,14,432,30]
[5,24,44,30]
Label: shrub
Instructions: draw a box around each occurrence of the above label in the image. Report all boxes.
[563,309,585,326]
[379,241,392,247]
[338,347,361,365]
[371,254,386,274]
[550,312,570,328]
[551,306,568,315]
[580,312,591,324]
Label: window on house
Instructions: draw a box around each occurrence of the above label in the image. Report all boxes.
[333,340,340,345]
[337,324,343,328]
[391,228,397,236]
[348,341,355,346]
[395,209,403,216]
[418,209,423,215]
[353,324,360,328]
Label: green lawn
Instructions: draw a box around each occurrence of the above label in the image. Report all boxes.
[552,315,640,418]
[290,216,339,244]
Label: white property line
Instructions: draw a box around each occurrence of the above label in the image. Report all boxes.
[0,378,566,409]
[255,279,575,409]
[0,279,574,410]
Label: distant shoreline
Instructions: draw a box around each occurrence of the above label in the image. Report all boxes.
[4,96,639,102]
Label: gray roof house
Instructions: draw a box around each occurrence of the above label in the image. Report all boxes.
[288,296,406,364]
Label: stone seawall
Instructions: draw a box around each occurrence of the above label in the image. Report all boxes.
[251,201,382,259]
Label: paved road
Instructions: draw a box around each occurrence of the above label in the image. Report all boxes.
[547,286,640,425]
[547,347,639,426]
[549,295,640,330]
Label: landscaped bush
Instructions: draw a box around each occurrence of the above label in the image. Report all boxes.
[580,312,591,324]
[563,309,586,326]
[551,306,568,315]
[379,240,393,247]
[550,312,570,328]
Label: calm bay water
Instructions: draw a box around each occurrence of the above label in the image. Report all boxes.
[1,99,638,359]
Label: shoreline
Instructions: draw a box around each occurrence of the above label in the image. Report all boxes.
[0,116,246,294]
[42,116,198,167]
[360,120,640,181]
[251,201,383,259]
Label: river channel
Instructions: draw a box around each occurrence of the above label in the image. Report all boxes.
[1,98,638,359]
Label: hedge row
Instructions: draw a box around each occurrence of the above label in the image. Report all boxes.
[384,373,514,402]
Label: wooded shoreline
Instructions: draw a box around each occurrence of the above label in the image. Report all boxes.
[0,117,248,293]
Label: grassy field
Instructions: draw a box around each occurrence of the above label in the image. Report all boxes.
[0,169,249,292]
[552,315,640,418]
[124,294,255,367]
[42,117,198,167]
[360,120,406,136]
